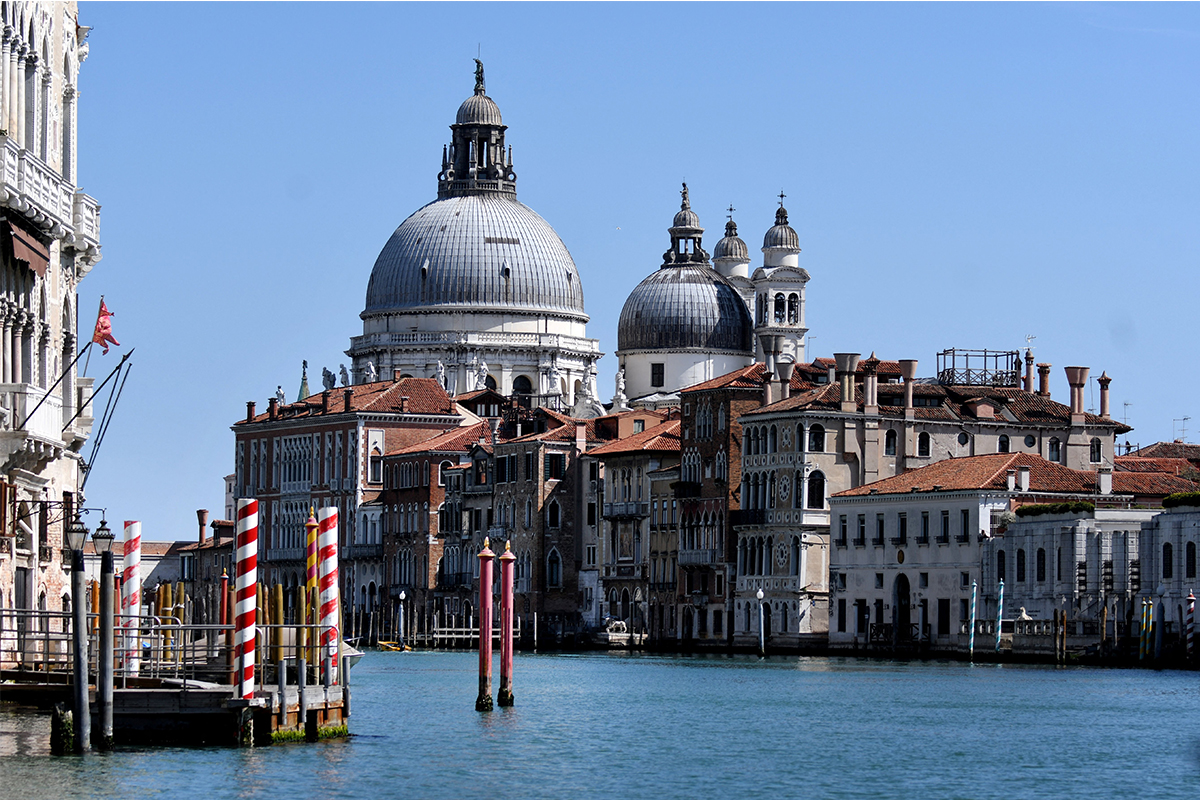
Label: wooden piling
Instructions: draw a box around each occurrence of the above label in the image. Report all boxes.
[272,584,285,664]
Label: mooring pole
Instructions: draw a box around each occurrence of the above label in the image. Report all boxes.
[70,544,91,753]
[498,540,515,707]
[968,580,977,662]
[97,546,115,748]
[1187,591,1195,664]
[476,538,495,711]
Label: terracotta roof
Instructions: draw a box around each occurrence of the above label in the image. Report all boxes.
[1114,456,1197,475]
[388,422,493,456]
[588,421,682,457]
[177,535,235,553]
[508,417,600,444]
[1126,442,1200,464]
[834,454,1095,497]
[683,362,815,394]
[1111,472,1198,495]
[238,377,456,424]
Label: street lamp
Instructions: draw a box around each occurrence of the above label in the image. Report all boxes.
[91,518,115,750]
[398,590,406,647]
[756,588,765,657]
[64,514,91,753]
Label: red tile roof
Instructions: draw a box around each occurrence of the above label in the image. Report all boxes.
[387,422,493,456]
[1114,456,1197,475]
[238,377,456,424]
[588,421,682,457]
[1111,472,1198,495]
[1127,442,1200,464]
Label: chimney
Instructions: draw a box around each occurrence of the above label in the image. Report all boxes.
[1016,465,1030,492]
[1036,363,1052,397]
[1097,466,1112,495]
[899,359,918,420]
[776,361,795,401]
[575,422,587,454]
[196,509,209,544]
[343,388,353,413]
[1023,350,1035,393]
[827,362,836,386]
[834,353,861,413]
[449,400,458,415]
[762,376,774,408]
[394,369,403,382]
[490,417,501,447]
[861,353,879,415]
[399,395,410,413]
[1006,470,1016,492]
[246,401,256,423]
[1097,372,1111,419]
[322,390,331,414]
[1063,366,1089,421]
[268,397,278,420]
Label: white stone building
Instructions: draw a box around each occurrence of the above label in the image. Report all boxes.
[346,63,603,414]
[0,1,101,643]
[1138,505,1200,650]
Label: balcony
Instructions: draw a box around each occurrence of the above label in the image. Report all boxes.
[871,536,884,547]
[834,537,848,549]
[889,536,907,547]
[916,535,930,546]
[0,139,73,230]
[673,481,701,499]
[936,535,950,545]
[464,482,492,495]
[438,571,475,589]
[603,563,645,579]
[679,548,717,566]
[955,533,971,544]
[852,537,866,548]
[344,543,384,560]
[603,501,648,519]
[0,384,72,472]
[730,509,766,527]
[264,547,304,562]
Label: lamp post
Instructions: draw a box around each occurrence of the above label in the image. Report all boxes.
[756,588,765,657]
[91,518,115,750]
[64,514,91,754]
[398,590,406,648]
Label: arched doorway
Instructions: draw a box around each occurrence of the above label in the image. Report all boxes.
[682,607,694,643]
[620,588,631,622]
[893,574,911,644]
[763,604,772,640]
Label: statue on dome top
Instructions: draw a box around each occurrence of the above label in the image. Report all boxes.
[474,58,485,94]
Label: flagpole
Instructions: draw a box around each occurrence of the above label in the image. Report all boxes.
[82,295,104,378]
[61,349,134,433]
[17,341,91,430]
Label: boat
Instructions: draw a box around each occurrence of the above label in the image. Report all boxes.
[341,639,365,669]
[377,640,410,652]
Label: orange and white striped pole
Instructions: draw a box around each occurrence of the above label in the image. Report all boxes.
[121,520,142,675]
[234,500,259,699]
[317,507,340,684]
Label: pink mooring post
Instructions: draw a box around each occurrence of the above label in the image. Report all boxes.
[317,507,341,685]
[121,521,142,675]
[498,540,515,707]
[234,499,259,700]
[476,538,496,711]
[1188,591,1195,661]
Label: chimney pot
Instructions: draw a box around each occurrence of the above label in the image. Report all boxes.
[246,401,256,423]
[394,369,403,382]
[1063,366,1090,417]
[1006,470,1016,492]
[1037,363,1052,397]
[1097,371,1112,419]
[1098,466,1112,495]
[343,388,353,413]
[400,395,410,413]
[322,390,331,414]
[196,509,209,544]
[268,397,278,420]
[1017,465,1030,492]
[1024,350,1035,393]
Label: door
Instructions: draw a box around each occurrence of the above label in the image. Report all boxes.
[893,574,911,643]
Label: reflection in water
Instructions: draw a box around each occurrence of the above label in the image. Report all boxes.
[3,651,1200,799]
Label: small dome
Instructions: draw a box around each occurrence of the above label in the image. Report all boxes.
[673,207,701,230]
[456,92,503,126]
[713,220,749,261]
[618,264,754,353]
[763,206,800,250]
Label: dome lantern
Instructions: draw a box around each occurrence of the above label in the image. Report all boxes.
[438,60,517,200]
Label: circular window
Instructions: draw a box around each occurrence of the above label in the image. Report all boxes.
[958,432,970,445]
[1024,434,1036,448]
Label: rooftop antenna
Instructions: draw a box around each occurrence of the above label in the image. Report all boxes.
[1122,401,1131,426]
[1023,334,1036,352]
[1174,415,1191,443]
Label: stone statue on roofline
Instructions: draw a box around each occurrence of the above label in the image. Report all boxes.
[612,366,630,412]
[340,364,350,387]
[322,367,336,391]
[475,358,490,391]
[435,360,446,388]
[365,360,377,383]
[275,386,286,404]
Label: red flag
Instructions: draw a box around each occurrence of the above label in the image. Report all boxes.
[92,299,119,354]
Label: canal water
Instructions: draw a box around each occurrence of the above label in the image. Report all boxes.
[3,651,1200,799]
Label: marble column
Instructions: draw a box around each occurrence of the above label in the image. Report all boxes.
[23,52,37,154]
[13,310,26,385]
[0,28,11,134]
[0,305,11,384]
[14,44,24,149]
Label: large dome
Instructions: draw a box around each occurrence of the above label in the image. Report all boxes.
[364,194,587,319]
[617,264,753,353]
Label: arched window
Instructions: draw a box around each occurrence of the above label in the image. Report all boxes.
[768,425,778,454]
[807,471,826,509]
[1016,548,1026,582]
[808,424,825,453]
[548,500,561,529]
[1036,548,1046,582]
[512,375,533,395]
[997,550,1007,583]
[774,293,786,323]
[794,469,804,509]
[797,424,805,452]
[918,432,931,458]
[1188,542,1196,579]
[1048,437,1061,463]
[998,435,1010,454]
[717,405,726,431]
[1163,542,1173,580]
[1090,438,1103,463]
[547,549,562,588]
[787,293,799,324]
[884,429,897,456]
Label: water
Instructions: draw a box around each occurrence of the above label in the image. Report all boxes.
[4,652,1200,799]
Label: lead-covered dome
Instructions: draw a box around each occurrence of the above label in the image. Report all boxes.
[456,93,502,126]
[763,205,800,250]
[713,219,749,261]
[618,265,753,352]
[364,194,586,318]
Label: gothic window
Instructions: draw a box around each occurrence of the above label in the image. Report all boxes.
[718,405,726,431]
[918,432,931,457]
[547,500,561,529]
[547,549,562,588]
[884,429,897,456]
[787,294,799,324]
[768,425,778,454]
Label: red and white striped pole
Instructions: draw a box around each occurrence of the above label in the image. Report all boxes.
[476,538,495,712]
[317,507,340,684]
[234,500,259,699]
[121,521,142,675]
[498,540,515,707]
[1187,591,1195,662]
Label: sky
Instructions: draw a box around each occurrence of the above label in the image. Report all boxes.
[74,2,1200,540]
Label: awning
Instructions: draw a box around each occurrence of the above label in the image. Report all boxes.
[7,222,48,277]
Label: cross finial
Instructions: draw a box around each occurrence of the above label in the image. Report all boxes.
[727,204,736,222]
[778,190,787,207]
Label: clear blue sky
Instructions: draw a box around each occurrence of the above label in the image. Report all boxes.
[75,2,1200,540]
